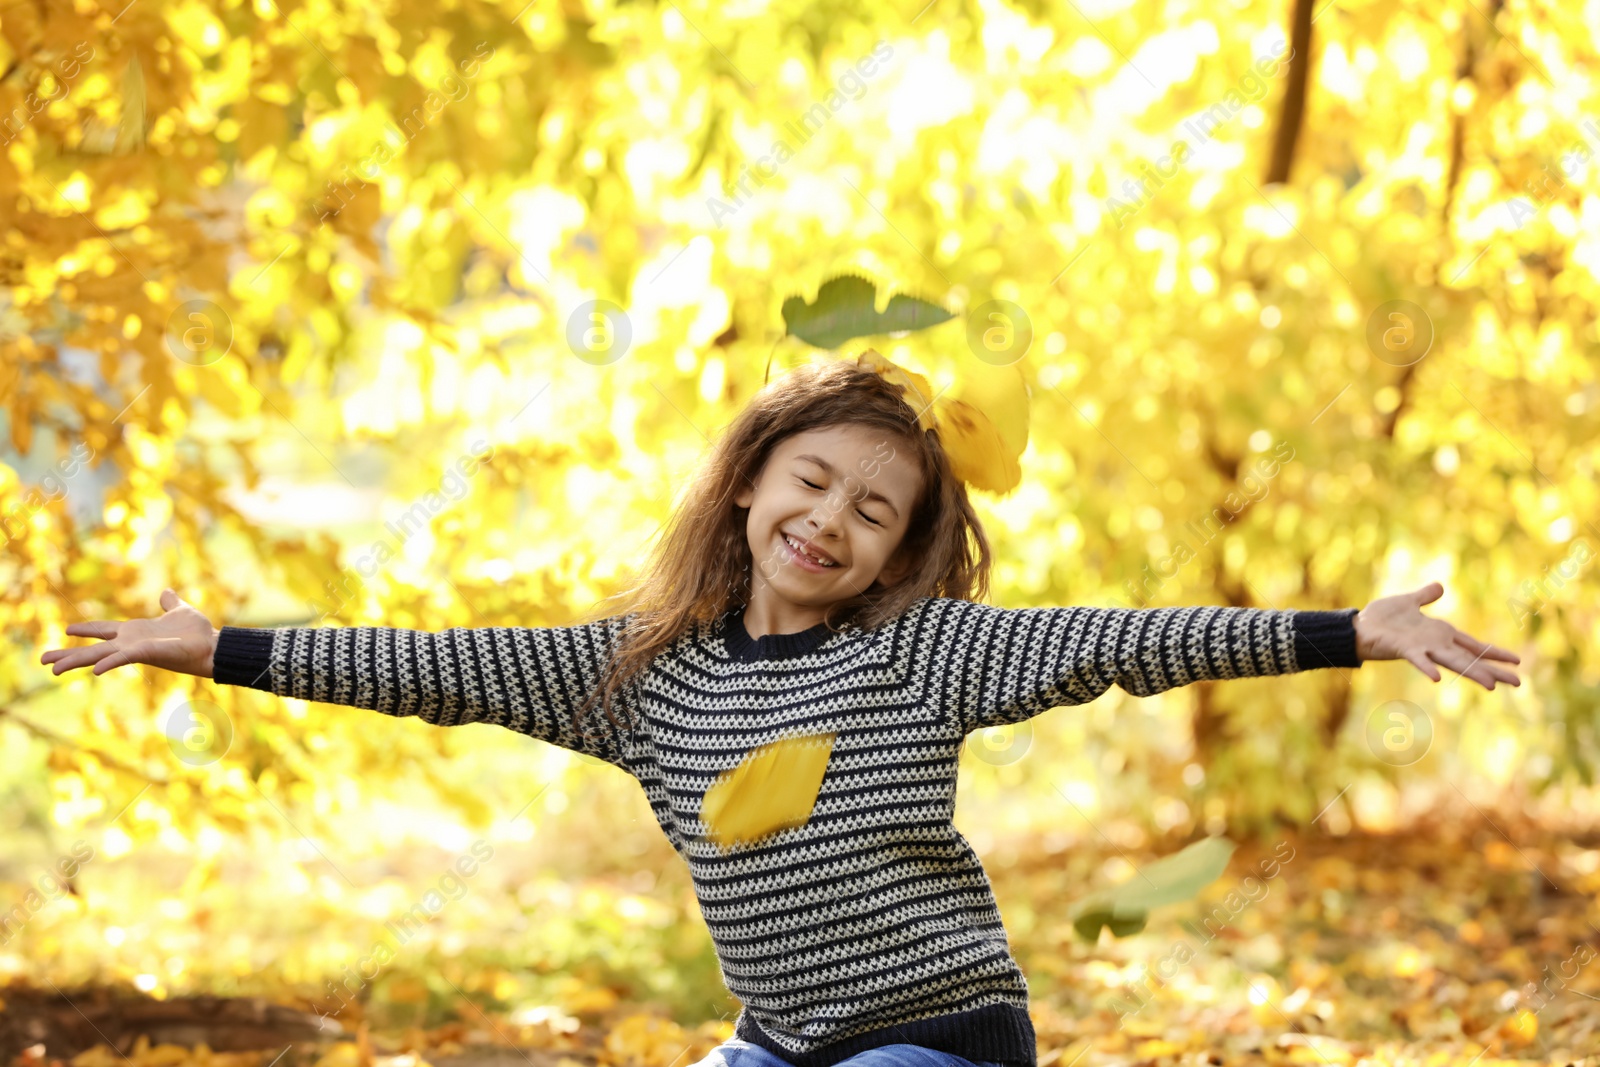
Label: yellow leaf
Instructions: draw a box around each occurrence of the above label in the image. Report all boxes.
[9,390,32,455]
[951,360,1029,461]
[856,348,936,431]
[859,352,1030,495]
[1133,1039,1184,1057]
[1497,1008,1537,1046]
[70,1046,120,1067]
[116,54,148,154]
[700,732,835,850]
[932,395,1020,494]
[311,1043,361,1067]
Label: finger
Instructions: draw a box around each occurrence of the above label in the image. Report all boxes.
[65,621,120,638]
[91,650,135,675]
[91,639,159,675]
[1405,649,1442,682]
[1452,631,1521,664]
[47,644,123,674]
[1427,645,1497,691]
[160,588,181,612]
[1483,664,1522,687]
[1413,581,1444,605]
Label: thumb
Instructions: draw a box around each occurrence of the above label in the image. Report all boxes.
[160,588,182,612]
[1413,581,1444,605]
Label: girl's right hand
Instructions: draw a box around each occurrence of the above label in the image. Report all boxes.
[39,589,221,679]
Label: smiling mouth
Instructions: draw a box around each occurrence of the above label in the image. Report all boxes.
[783,532,840,568]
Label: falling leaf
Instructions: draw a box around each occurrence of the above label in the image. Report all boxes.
[853,347,1030,494]
[780,275,954,349]
[857,347,936,431]
[931,360,1030,494]
[700,732,835,850]
[115,54,148,154]
[1068,836,1238,941]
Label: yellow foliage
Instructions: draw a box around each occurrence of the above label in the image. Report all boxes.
[2,0,1597,1026]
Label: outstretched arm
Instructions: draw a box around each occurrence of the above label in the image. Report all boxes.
[41,589,636,769]
[923,582,1518,736]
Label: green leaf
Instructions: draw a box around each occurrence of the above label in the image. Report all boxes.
[1072,910,1148,941]
[1067,836,1238,942]
[780,274,954,349]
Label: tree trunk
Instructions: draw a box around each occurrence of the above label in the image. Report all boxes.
[1265,0,1315,184]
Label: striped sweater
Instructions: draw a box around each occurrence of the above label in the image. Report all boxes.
[212,596,1363,1067]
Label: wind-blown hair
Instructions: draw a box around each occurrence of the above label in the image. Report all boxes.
[572,358,994,734]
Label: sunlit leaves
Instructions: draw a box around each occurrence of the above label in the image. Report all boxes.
[1,0,1597,981]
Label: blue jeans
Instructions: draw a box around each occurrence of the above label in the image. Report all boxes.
[690,1039,1009,1067]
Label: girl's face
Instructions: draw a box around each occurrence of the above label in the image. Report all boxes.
[734,424,924,610]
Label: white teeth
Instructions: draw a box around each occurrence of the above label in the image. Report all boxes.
[785,533,837,567]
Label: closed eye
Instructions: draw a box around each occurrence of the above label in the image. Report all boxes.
[800,478,884,527]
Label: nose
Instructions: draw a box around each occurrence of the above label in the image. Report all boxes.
[805,499,846,542]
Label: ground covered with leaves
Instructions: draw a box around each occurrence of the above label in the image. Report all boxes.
[3,815,1596,1067]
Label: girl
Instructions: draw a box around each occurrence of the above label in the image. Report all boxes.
[41,357,1521,1067]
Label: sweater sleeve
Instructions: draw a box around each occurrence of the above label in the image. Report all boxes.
[923,598,1362,735]
[210,614,636,769]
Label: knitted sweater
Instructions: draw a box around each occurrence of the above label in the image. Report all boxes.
[212,596,1362,1067]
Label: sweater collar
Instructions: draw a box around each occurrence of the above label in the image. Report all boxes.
[717,605,843,662]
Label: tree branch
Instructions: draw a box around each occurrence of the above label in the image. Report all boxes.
[1442,0,1508,223]
[0,691,173,787]
[1265,0,1314,184]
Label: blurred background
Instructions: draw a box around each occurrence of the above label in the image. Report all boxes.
[1,0,1597,1064]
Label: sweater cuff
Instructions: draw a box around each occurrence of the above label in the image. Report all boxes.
[212,626,279,692]
[1291,608,1362,671]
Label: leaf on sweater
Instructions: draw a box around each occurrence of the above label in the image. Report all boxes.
[1068,835,1237,941]
[700,732,836,850]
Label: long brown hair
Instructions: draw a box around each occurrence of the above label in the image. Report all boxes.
[572,357,995,734]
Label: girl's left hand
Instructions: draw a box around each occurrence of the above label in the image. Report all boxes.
[1353,581,1522,691]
